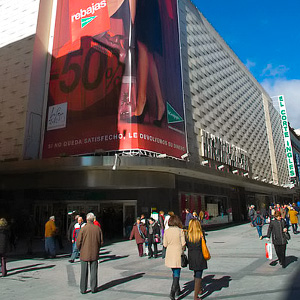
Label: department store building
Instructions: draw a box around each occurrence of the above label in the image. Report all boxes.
[0,0,296,238]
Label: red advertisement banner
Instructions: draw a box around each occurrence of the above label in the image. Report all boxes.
[43,0,187,158]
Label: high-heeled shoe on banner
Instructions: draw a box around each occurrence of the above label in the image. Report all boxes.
[153,109,166,127]
[93,32,127,63]
[129,102,148,124]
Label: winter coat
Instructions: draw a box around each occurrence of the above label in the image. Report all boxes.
[163,226,186,268]
[267,219,288,245]
[76,223,103,261]
[0,228,9,255]
[130,223,147,244]
[147,222,160,240]
[289,210,298,224]
[67,220,77,241]
[186,238,208,271]
[45,220,57,238]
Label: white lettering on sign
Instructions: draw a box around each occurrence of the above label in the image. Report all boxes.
[200,129,250,171]
[278,95,296,178]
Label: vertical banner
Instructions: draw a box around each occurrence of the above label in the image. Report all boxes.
[278,95,296,178]
[42,0,186,158]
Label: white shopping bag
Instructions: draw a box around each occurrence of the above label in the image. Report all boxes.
[265,242,272,260]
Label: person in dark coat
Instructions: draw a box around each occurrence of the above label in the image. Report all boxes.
[0,218,9,277]
[185,209,193,228]
[266,211,288,268]
[186,219,208,300]
[76,212,103,294]
[67,214,79,243]
[147,218,160,258]
[129,217,147,257]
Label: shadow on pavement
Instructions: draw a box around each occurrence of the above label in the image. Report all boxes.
[285,264,300,299]
[285,256,298,268]
[96,272,145,292]
[6,264,55,276]
[99,255,129,263]
[178,274,231,299]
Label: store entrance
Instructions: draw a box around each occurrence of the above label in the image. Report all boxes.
[66,200,137,240]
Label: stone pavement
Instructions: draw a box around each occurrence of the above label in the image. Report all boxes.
[1,223,300,300]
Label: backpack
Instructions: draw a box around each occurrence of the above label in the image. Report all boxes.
[255,215,263,226]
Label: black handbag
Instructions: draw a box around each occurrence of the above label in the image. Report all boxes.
[181,253,188,268]
[284,231,291,240]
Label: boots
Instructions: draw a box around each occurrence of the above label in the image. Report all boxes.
[194,278,202,300]
[174,276,181,296]
[169,276,177,300]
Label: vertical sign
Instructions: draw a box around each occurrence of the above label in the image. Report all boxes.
[278,95,296,177]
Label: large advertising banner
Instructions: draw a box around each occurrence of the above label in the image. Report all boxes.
[42,0,187,158]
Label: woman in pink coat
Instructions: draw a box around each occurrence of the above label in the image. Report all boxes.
[130,217,147,257]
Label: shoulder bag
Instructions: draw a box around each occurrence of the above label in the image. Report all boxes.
[201,233,211,260]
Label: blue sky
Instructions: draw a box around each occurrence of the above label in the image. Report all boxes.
[192,0,300,129]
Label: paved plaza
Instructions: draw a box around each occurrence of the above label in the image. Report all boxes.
[1,223,300,299]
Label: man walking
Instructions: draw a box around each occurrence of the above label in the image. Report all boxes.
[69,216,85,263]
[77,212,103,294]
[44,216,57,258]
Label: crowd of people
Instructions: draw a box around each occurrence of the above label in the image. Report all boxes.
[1,202,299,298]
[129,210,210,299]
[248,202,300,268]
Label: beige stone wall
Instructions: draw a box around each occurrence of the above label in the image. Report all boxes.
[0,0,40,160]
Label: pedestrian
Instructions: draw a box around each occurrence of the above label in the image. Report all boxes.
[67,214,79,244]
[199,210,204,223]
[289,207,298,234]
[69,216,86,263]
[163,215,186,300]
[253,211,264,239]
[76,212,103,294]
[0,218,9,277]
[185,209,193,229]
[186,219,208,300]
[164,211,174,231]
[129,217,147,257]
[248,205,256,227]
[266,211,288,268]
[192,211,199,220]
[158,211,165,243]
[44,216,57,258]
[147,218,160,258]
[93,215,101,228]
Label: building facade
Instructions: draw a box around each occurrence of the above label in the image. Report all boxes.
[0,0,294,238]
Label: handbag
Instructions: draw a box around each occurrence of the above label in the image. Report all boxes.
[154,234,161,244]
[284,231,291,240]
[181,253,188,268]
[201,234,211,260]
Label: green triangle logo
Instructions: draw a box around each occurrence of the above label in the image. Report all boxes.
[81,16,97,28]
[167,102,183,124]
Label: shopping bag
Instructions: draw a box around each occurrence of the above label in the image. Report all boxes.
[265,242,272,260]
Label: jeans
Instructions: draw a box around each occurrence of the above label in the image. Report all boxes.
[70,242,79,260]
[45,237,56,257]
[256,226,262,237]
[172,268,181,278]
[194,270,203,278]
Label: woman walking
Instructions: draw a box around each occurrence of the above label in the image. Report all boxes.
[186,219,208,300]
[129,217,147,257]
[163,215,186,300]
[0,218,9,277]
[266,211,288,268]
